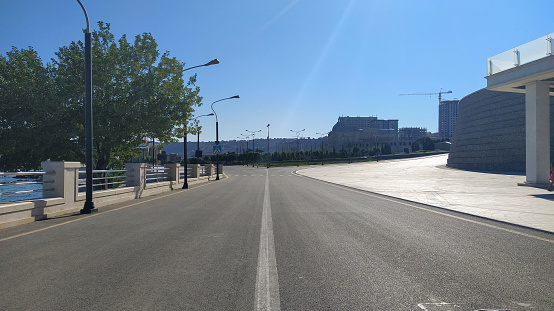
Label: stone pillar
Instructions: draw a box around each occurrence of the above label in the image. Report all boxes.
[189,164,200,178]
[525,81,551,184]
[165,163,180,183]
[41,161,81,208]
[125,163,147,189]
[218,164,223,175]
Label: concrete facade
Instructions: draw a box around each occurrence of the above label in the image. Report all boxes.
[447,88,554,172]
[438,100,459,140]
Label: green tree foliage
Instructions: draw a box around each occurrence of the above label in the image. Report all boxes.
[0,22,201,171]
[381,143,392,155]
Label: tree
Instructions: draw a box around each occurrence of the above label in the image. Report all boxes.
[421,137,435,151]
[0,47,83,170]
[0,22,202,171]
[411,141,420,152]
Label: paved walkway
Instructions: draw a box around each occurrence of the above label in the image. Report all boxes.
[297,154,554,233]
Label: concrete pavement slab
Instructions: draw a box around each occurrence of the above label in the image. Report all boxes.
[297,154,554,233]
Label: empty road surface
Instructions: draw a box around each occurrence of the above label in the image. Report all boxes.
[1,165,552,310]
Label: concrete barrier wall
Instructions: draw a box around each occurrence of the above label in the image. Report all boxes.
[447,88,554,172]
[0,163,221,229]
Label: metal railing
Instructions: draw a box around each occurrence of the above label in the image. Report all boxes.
[145,166,168,184]
[0,171,51,203]
[77,169,128,192]
[179,166,192,180]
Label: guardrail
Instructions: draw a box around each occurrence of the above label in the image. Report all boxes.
[145,166,168,184]
[0,162,223,229]
[77,169,128,191]
[0,171,51,202]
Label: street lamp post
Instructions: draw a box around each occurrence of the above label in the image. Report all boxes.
[182,113,214,189]
[211,96,240,180]
[77,0,96,214]
[267,124,270,168]
[246,129,261,167]
[241,134,250,166]
[180,59,219,189]
[316,132,330,165]
[195,113,214,159]
[291,129,305,167]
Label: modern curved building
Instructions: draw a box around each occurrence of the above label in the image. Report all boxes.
[447,88,554,172]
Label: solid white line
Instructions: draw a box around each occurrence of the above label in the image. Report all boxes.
[254,170,281,310]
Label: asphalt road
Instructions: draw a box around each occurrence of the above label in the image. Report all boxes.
[1,165,553,310]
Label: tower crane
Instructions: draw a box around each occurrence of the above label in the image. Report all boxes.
[399,89,452,103]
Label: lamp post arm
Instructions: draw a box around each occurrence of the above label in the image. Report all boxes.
[76,0,90,33]
[183,58,219,71]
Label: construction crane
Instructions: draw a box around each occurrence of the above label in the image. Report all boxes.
[399,89,452,103]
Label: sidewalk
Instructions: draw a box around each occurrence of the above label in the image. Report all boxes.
[297,154,554,233]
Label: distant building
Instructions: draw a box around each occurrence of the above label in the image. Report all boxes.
[399,127,427,141]
[439,100,459,140]
[328,116,399,151]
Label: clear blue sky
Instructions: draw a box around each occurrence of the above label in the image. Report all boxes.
[1,0,552,142]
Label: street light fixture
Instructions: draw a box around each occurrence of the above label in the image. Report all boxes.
[195,113,214,158]
[183,58,219,72]
[179,59,219,189]
[182,113,214,189]
[316,132,330,165]
[246,129,261,167]
[76,0,95,214]
[267,124,270,168]
[291,129,305,167]
[211,95,240,180]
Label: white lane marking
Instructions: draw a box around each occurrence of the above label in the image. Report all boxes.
[417,302,460,310]
[254,170,281,310]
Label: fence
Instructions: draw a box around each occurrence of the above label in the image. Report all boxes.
[0,162,221,229]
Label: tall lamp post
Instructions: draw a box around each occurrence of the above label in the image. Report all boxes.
[211,95,240,180]
[291,129,305,167]
[182,113,214,189]
[77,0,95,214]
[195,113,214,159]
[246,129,261,167]
[241,133,250,166]
[267,124,270,168]
[316,132,330,165]
[180,59,219,189]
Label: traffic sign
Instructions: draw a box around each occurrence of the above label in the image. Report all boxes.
[213,145,222,154]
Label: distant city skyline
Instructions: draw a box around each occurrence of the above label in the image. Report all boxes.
[1,0,551,142]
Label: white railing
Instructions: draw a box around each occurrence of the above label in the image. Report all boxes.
[0,171,51,202]
[145,166,168,183]
[487,32,554,75]
[179,166,192,180]
[0,163,216,204]
[77,169,128,191]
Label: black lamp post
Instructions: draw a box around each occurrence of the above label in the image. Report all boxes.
[267,124,270,168]
[180,60,219,189]
[316,132,330,165]
[182,113,214,189]
[77,0,95,214]
[246,129,261,167]
[211,95,240,180]
[291,129,305,167]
